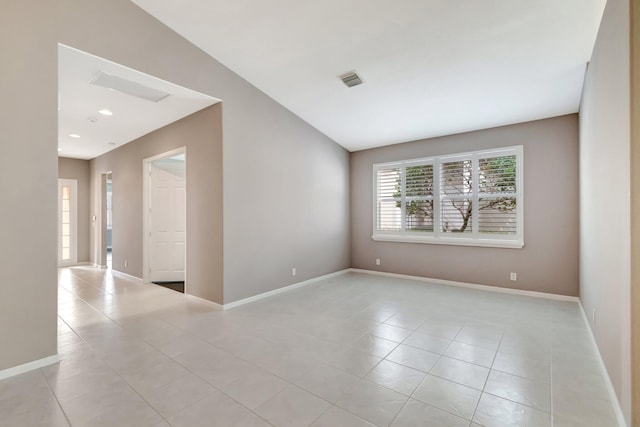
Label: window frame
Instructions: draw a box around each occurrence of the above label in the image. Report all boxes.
[372,145,524,249]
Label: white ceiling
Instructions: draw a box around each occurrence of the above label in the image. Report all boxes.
[129,0,606,152]
[58,45,218,160]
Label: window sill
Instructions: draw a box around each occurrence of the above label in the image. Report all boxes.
[371,234,524,249]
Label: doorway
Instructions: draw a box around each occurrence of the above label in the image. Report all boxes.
[106,172,113,269]
[58,179,78,266]
[143,148,186,293]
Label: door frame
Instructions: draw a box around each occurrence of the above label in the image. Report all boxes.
[103,172,113,268]
[142,146,187,286]
[58,178,78,267]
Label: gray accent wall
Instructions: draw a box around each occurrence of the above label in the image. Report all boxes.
[58,157,91,263]
[579,0,632,422]
[58,0,350,304]
[351,115,579,296]
[223,105,351,302]
[0,1,58,371]
[91,106,224,303]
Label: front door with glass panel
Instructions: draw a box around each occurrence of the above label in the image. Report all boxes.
[58,179,77,266]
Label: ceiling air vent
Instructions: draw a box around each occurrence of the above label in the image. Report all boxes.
[339,71,363,88]
[89,71,170,102]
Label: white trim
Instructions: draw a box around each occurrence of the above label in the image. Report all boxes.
[179,270,351,310]
[143,147,187,287]
[222,269,352,309]
[121,266,577,306]
[143,147,187,164]
[111,269,143,283]
[578,301,628,427]
[350,269,579,302]
[373,145,524,248]
[189,268,578,311]
[58,261,93,267]
[371,234,524,248]
[97,172,112,268]
[0,354,60,381]
[185,294,224,310]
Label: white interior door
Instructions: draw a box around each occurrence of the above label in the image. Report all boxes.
[58,179,77,267]
[149,159,186,282]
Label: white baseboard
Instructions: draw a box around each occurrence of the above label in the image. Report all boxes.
[578,302,628,427]
[185,268,577,311]
[179,269,351,311]
[222,269,352,310]
[185,293,224,310]
[111,270,143,283]
[0,354,60,381]
[64,263,626,425]
[350,269,580,302]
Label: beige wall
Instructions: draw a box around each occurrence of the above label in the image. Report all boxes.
[579,0,632,422]
[58,157,91,263]
[223,101,351,303]
[351,115,579,296]
[0,1,58,371]
[90,106,224,303]
[57,0,351,305]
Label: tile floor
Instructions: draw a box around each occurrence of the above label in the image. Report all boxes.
[0,267,619,427]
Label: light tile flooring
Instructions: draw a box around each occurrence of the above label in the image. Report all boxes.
[0,267,619,427]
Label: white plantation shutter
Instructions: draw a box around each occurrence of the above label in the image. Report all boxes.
[440,159,473,233]
[373,146,523,248]
[376,168,401,231]
[478,155,518,235]
[405,164,434,232]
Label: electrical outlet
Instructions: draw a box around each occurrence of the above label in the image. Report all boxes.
[292,267,296,277]
[375,258,381,266]
[510,272,517,281]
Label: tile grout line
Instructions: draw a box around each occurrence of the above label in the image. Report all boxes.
[53,284,179,427]
[39,360,74,427]
[468,328,504,425]
[50,266,603,427]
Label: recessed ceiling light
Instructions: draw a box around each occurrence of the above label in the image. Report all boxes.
[69,134,80,138]
[57,148,63,152]
[98,109,113,116]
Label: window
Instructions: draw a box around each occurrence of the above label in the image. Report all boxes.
[58,179,78,266]
[373,146,523,248]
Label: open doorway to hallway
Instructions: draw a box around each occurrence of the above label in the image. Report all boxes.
[106,172,113,269]
[143,148,187,293]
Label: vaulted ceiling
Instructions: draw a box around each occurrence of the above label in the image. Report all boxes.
[128,0,606,151]
[58,1,607,158]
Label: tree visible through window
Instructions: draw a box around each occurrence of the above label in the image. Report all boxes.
[394,165,434,232]
[374,146,523,248]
